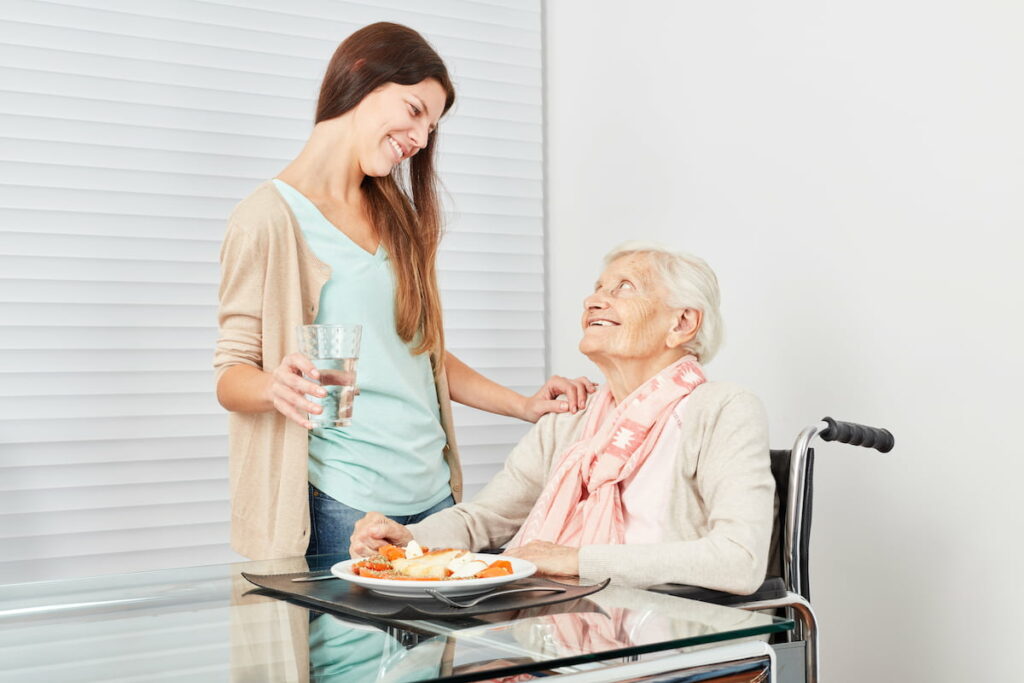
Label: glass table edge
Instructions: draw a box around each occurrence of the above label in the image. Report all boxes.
[357,616,796,683]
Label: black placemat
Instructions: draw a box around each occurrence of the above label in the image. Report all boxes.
[241,570,610,620]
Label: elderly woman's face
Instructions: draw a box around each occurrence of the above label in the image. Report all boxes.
[579,255,682,362]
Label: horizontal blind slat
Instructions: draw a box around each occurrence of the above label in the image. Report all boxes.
[0,111,542,160]
[0,160,542,203]
[207,0,541,32]
[0,521,232,562]
[0,64,543,122]
[0,136,542,181]
[8,1,543,62]
[0,414,229,444]
[0,38,543,105]
[0,543,239,584]
[0,394,225,421]
[0,90,543,142]
[0,185,543,221]
[0,435,226,465]
[33,0,543,53]
[0,501,230,539]
[1,231,545,267]
[0,481,230,515]
[0,346,545,372]
[1,457,226,491]
[0,7,542,68]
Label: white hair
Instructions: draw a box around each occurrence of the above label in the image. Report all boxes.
[603,241,724,364]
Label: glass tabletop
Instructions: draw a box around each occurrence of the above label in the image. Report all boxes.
[0,554,792,682]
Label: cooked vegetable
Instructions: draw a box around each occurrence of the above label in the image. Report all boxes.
[379,544,407,562]
[476,560,514,578]
[351,545,516,581]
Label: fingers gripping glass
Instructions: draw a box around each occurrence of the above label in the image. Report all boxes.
[296,324,362,427]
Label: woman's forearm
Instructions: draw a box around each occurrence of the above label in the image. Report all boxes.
[578,535,766,593]
[445,352,527,420]
[216,364,275,413]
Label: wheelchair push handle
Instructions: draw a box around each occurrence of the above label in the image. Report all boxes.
[819,416,894,453]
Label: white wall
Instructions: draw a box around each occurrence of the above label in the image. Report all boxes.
[545,2,1023,680]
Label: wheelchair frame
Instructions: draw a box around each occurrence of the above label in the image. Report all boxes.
[650,416,894,683]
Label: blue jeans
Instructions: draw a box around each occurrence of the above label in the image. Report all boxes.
[305,483,455,560]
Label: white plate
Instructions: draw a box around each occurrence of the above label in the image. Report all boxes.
[331,553,536,599]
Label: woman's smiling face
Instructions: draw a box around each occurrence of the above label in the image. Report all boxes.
[350,79,446,177]
[579,254,684,363]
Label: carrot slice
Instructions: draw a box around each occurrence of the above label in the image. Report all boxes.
[352,559,391,572]
[355,567,391,578]
[476,560,514,578]
[476,567,511,578]
[379,544,406,561]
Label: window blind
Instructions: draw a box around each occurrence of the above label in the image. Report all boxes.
[0,0,544,583]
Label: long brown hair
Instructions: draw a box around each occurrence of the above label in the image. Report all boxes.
[316,22,455,359]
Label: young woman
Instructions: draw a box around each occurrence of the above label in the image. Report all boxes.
[214,23,593,561]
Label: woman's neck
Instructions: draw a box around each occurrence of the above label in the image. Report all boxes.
[277,120,364,206]
[594,350,687,404]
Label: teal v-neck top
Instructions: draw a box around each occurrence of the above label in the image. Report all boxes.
[272,179,450,515]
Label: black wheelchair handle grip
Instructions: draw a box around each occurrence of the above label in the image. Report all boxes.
[820,417,894,453]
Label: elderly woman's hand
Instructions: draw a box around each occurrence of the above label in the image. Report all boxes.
[521,375,598,422]
[349,512,413,558]
[503,541,580,577]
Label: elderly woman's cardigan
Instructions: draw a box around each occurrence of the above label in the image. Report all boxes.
[408,381,774,594]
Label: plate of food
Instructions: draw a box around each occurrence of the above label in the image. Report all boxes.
[333,542,536,598]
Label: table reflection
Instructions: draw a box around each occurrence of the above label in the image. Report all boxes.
[295,584,773,682]
[309,613,445,682]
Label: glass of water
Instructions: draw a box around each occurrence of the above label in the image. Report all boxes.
[296,324,362,428]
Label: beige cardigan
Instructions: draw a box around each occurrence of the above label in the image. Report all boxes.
[409,382,773,594]
[215,182,463,560]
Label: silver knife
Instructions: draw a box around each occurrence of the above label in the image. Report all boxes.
[291,572,337,582]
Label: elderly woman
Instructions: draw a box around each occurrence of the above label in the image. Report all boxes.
[349,243,775,593]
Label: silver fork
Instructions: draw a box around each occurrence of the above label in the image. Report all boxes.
[425,586,566,608]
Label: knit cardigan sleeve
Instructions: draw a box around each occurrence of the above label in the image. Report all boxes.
[213,210,272,385]
[407,410,587,551]
[578,387,774,593]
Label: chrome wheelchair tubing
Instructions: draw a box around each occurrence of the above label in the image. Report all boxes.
[738,592,818,683]
[785,421,828,603]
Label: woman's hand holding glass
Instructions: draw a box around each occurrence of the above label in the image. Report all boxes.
[268,352,328,430]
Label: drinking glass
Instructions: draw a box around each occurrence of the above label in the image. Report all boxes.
[296,324,362,428]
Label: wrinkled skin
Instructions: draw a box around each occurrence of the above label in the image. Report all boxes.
[579,254,701,400]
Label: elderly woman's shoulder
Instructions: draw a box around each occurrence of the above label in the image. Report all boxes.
[534,404,591,435]
[525,396,604,447]
[688,381,768,418]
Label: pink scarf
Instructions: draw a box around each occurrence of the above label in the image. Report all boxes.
[508,356,706,549]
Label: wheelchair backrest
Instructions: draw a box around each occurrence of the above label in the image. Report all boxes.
[768,447,815,601]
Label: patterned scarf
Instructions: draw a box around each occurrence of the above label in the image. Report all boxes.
[508,355,706,549]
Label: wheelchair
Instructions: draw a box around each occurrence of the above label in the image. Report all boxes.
[649,416,895,683]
